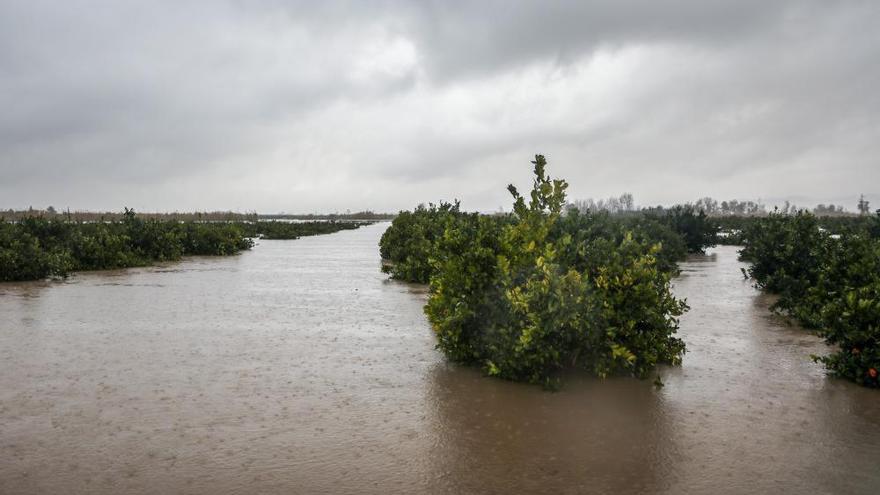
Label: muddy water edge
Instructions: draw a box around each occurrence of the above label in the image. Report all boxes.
[1,222,878,494]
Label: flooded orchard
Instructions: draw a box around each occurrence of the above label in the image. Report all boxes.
[1,223,878,494]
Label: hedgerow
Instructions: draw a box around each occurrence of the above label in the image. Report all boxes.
[741,210,880,387]
[0,209,375,282]
[0,209,255,281]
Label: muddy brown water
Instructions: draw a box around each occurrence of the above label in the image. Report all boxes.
[1,223,878,494]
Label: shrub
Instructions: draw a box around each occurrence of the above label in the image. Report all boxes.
[421,155,687,387]
[810,233,880,387]
[870,210,880,240]
[739,211,830,323]
[0,227,74,281]
[657,204,718,254]
[379,202,463,283]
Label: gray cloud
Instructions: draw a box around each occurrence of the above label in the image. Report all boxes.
[1,0,878,212]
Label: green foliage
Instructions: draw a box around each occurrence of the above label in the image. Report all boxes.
[424,213,509,363]
[739,211,829,321]
[392,155,688,387]
[655,205,718,254]
[0,211,375,282]
[380,203,690,285]
[0,211,256,281]
[0,226,74,282]
[741,212,880,388]
[179,223,254,256]
[715,213,875,247]
[378,202,464,283]
[870,210,880,240]
[807,233,880,387]
[558,210,688,274]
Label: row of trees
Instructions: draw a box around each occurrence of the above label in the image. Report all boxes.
[0,209,255,281]
[568,193,635,214]
[3,208,262,223]
[740,210,880,387]
[238,220,371,240]
[379,156,719,387]
[1,208,395,223]
[0,210,372,281]
[570,194,873,218]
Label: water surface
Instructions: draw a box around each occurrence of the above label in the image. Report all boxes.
[1,224,878,494]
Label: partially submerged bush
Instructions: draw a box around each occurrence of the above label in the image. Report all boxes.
[395,155,688,387]
[0,211,255,281]
[740,211,829,322]
[0,227,74,282]
[0,210,374,282]
[379,202,463,283]
[741,212,880,388]
[808,233,880,387]
[657,205,718,254]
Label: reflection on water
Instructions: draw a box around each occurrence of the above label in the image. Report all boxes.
[1,226,878,494]
[426,366,670,494]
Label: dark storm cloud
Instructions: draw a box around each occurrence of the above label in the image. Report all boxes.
[0,1,878,212]
[401,1,789,78]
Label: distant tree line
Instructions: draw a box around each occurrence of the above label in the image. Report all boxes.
[1,208,396,223]
[568,193,635,214]
[238,220,371,240]
[568,194,872,218]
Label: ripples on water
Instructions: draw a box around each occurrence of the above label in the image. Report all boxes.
[1,223,878,494]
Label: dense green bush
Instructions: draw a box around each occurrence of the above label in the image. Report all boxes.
[378,202,465,283]
[423,212,509,362]
[558,211,688,274]
[870,210,880,240]
[656,205,718,254]
[739,211,830,323]
[392,156,687,387]
[806,232,880,386]
[741,212,880,388]
[0,228,74,282]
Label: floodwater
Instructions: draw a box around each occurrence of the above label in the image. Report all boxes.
[1,223,878,494]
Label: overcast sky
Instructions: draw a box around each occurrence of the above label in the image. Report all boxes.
[1,1,878,213]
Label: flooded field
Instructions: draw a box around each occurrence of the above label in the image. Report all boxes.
[1,222,878,494]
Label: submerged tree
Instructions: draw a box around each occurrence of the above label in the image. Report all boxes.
[424,155,687,387]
